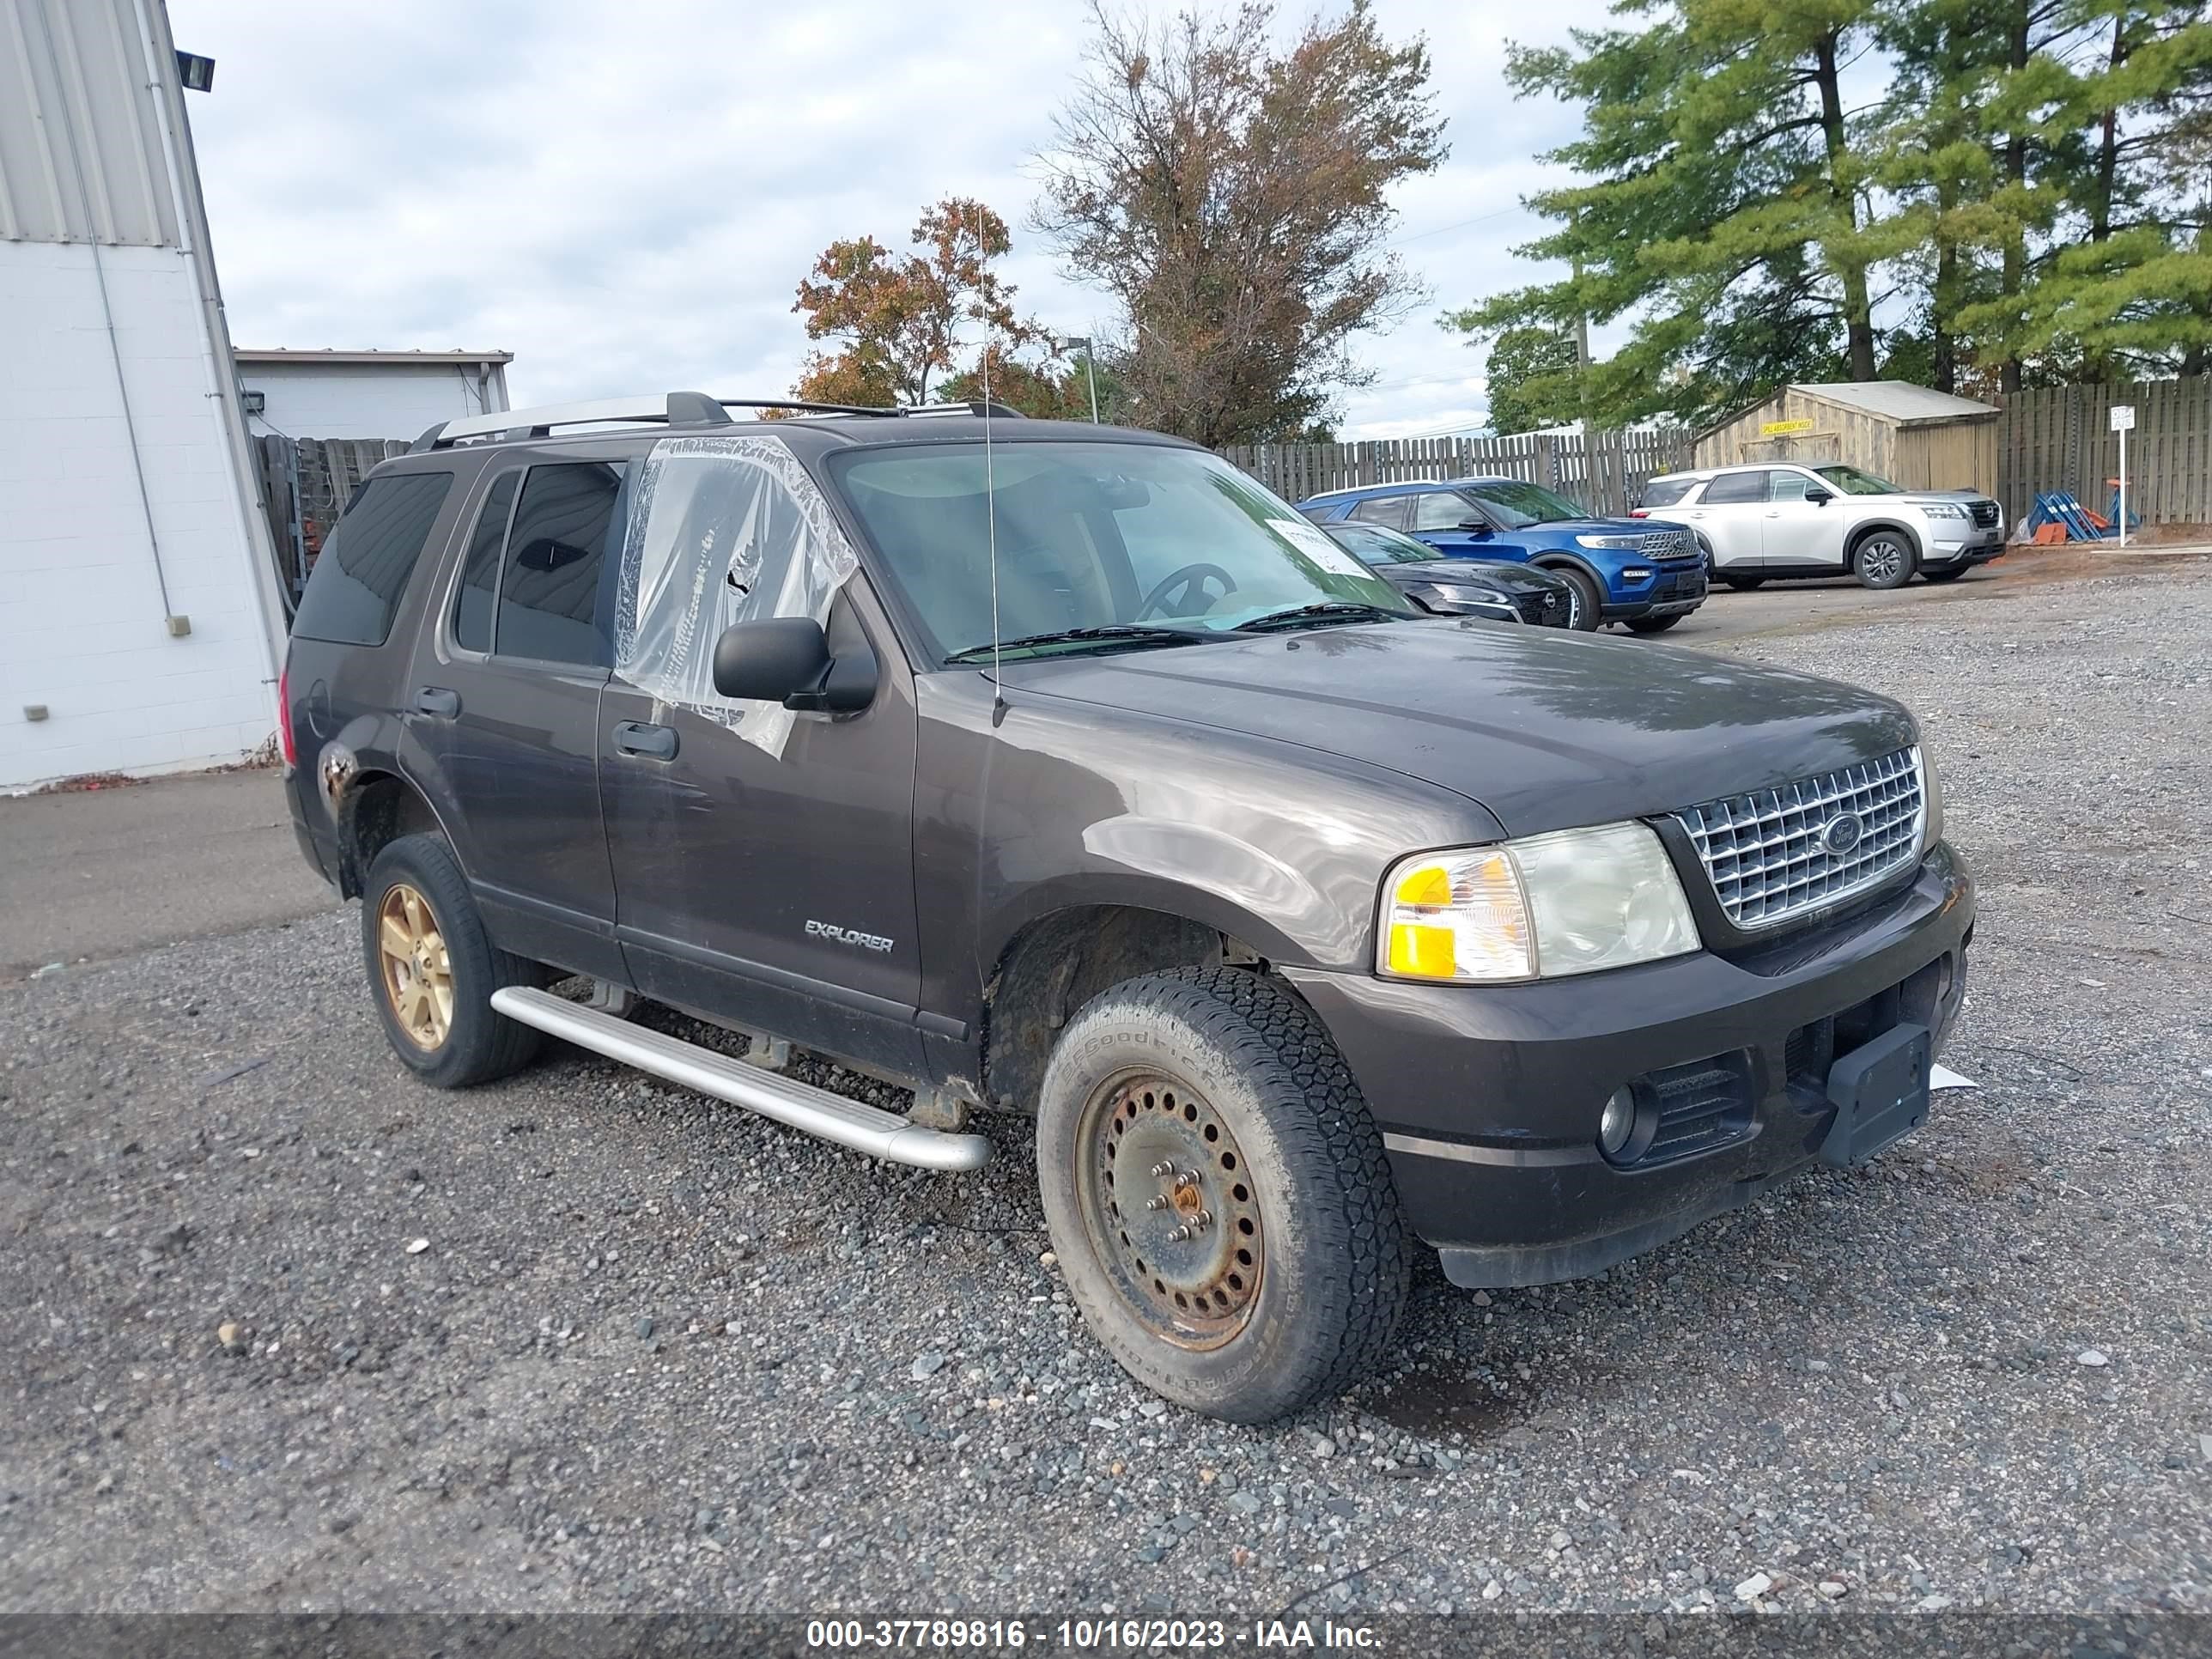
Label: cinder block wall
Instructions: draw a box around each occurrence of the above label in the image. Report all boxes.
[0,240,279,790]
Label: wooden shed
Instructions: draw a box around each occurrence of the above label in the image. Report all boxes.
[1693,382,2001,493]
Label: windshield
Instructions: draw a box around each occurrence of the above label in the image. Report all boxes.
[1813,464,1903,495]
[1322,522,1437,566]
[831,442,1413,662]
[1461,478,1589,528]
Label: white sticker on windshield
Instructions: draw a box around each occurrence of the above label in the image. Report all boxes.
[1267,517,1375,580]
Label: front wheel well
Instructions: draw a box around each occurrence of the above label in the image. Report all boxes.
[1845,520,1923,562]
[981,905,1266,1115]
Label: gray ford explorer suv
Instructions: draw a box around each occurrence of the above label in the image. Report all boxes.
[282,392,1975,1423]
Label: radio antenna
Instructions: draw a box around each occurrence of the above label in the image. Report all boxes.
[975,204,1005,718]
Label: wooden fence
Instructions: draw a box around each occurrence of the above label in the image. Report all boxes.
[1996,380,2212,528]
[252,436,410,608]
[1218,428,1694,517]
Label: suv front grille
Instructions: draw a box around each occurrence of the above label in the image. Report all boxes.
[1639,527,1695,560]
[1675,748,1924,930]
[1968,500,2000,528]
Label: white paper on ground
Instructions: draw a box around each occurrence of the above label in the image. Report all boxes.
[1929,1064,1978,1091]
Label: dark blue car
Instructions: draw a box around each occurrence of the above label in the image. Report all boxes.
[1297,477,1708,633]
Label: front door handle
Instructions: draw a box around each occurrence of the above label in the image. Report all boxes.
[612,720,678,761]
[415,686,460,718]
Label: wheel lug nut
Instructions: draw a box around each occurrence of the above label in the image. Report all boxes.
[1146,1195,1169,1211]
[1149,1161,1173,1178]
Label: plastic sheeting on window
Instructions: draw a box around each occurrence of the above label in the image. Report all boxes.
[611,434,860,757]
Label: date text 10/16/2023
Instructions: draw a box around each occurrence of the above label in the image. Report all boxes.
[804,1618,1381,1650]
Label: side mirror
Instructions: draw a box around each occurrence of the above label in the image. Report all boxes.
[1805,488,1834,507]
[711,617,877,714]
[1456,520,1492,536]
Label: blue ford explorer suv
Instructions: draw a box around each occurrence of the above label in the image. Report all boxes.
[1298,477,1709,634]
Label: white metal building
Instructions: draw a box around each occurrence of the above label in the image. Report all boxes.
[237,348,513,441]
[1,0,289,792]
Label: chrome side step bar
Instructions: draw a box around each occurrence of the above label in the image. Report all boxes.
[489,987,992,1172]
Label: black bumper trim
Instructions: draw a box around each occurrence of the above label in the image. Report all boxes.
[1434,1158,1810,1288]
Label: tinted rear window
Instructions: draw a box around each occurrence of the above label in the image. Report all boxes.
[495,462,622,665]
[292,471,454,646]
[1700,471,1769,505]
[1639,478,1695,507]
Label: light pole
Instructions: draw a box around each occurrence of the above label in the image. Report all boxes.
[1060,335,1102,423]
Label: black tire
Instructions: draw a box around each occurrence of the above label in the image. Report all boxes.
[1851,529,1917,589]
[1549,565,1603,632]
[1626,613,1684,634]
[359,832,542,1088]
[1036,966,1409,1423]
[1921,566,1967,583]
[1722,574,1766,591]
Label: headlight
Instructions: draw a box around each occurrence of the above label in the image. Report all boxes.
[1920,501,1968,520]
[1917,743,1943,852]
[1407,580,1510,611]
[1378,823,1701,982]
[1576,533,1644,550]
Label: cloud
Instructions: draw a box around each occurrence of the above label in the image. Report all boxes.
[175,0,1610,440]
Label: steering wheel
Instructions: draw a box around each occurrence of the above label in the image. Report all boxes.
[1134,562,1237,620]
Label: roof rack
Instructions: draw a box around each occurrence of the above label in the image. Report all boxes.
[408,391,1029,453]
[410,392,732,452]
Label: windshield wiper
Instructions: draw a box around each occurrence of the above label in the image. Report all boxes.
[942,624,1212,664]
[1235,601,1407,633]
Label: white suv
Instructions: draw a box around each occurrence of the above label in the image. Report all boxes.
[1637,463,2005,591]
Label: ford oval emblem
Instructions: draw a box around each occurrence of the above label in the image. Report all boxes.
[1820,812,1865,855]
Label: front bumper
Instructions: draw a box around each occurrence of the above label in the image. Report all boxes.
[1282,843,1973,1287]
[1601,562,1709,620]
[1928,528,2006,566]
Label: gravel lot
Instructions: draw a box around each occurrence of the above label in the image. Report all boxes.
[3,563,2209,1620]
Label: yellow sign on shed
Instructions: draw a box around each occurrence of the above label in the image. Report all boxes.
[1759,417,1817,436]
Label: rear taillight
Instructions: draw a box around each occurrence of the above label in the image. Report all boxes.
[1629,508,1649,518]
[277,664,298,767]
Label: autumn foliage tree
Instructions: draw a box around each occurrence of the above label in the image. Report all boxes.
[1034,0,1446,447]
[789,198,1036,408]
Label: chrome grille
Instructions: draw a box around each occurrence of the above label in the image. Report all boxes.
[1638,527,1694,560]
[1969,500,2000,528]
[1675,749,1924,930]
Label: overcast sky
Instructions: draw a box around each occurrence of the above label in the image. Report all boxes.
[173,0,1613,441]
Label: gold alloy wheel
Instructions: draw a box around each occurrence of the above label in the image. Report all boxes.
[376,882,454,1050]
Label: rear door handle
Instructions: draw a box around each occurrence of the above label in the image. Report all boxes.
[612,720,678,761]
[414,686,460,718]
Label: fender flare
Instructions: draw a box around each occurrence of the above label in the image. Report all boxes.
[1527,551,1612,602]
[1845,518,1924,567]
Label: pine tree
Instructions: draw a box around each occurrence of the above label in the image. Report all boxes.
[1449,0,1899,427]
[1994,0,2212,378]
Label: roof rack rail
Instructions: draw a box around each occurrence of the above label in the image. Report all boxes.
[406,391,1032,453]
[410,391,732,453]
[718,398,901,418]
[908,400,1024,419]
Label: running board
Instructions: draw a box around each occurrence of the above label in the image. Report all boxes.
[489,987,992,1172]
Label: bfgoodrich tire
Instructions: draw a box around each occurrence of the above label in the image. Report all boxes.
[1036,966,1409,1423]
[360,833,542,1088]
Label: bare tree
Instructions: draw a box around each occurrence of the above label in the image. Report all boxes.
[1034,0,1446,447]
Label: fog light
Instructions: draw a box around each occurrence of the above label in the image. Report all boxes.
[1599,1087,1637,1158]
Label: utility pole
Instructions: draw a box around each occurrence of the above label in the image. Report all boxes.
[1062,335,1102,423]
